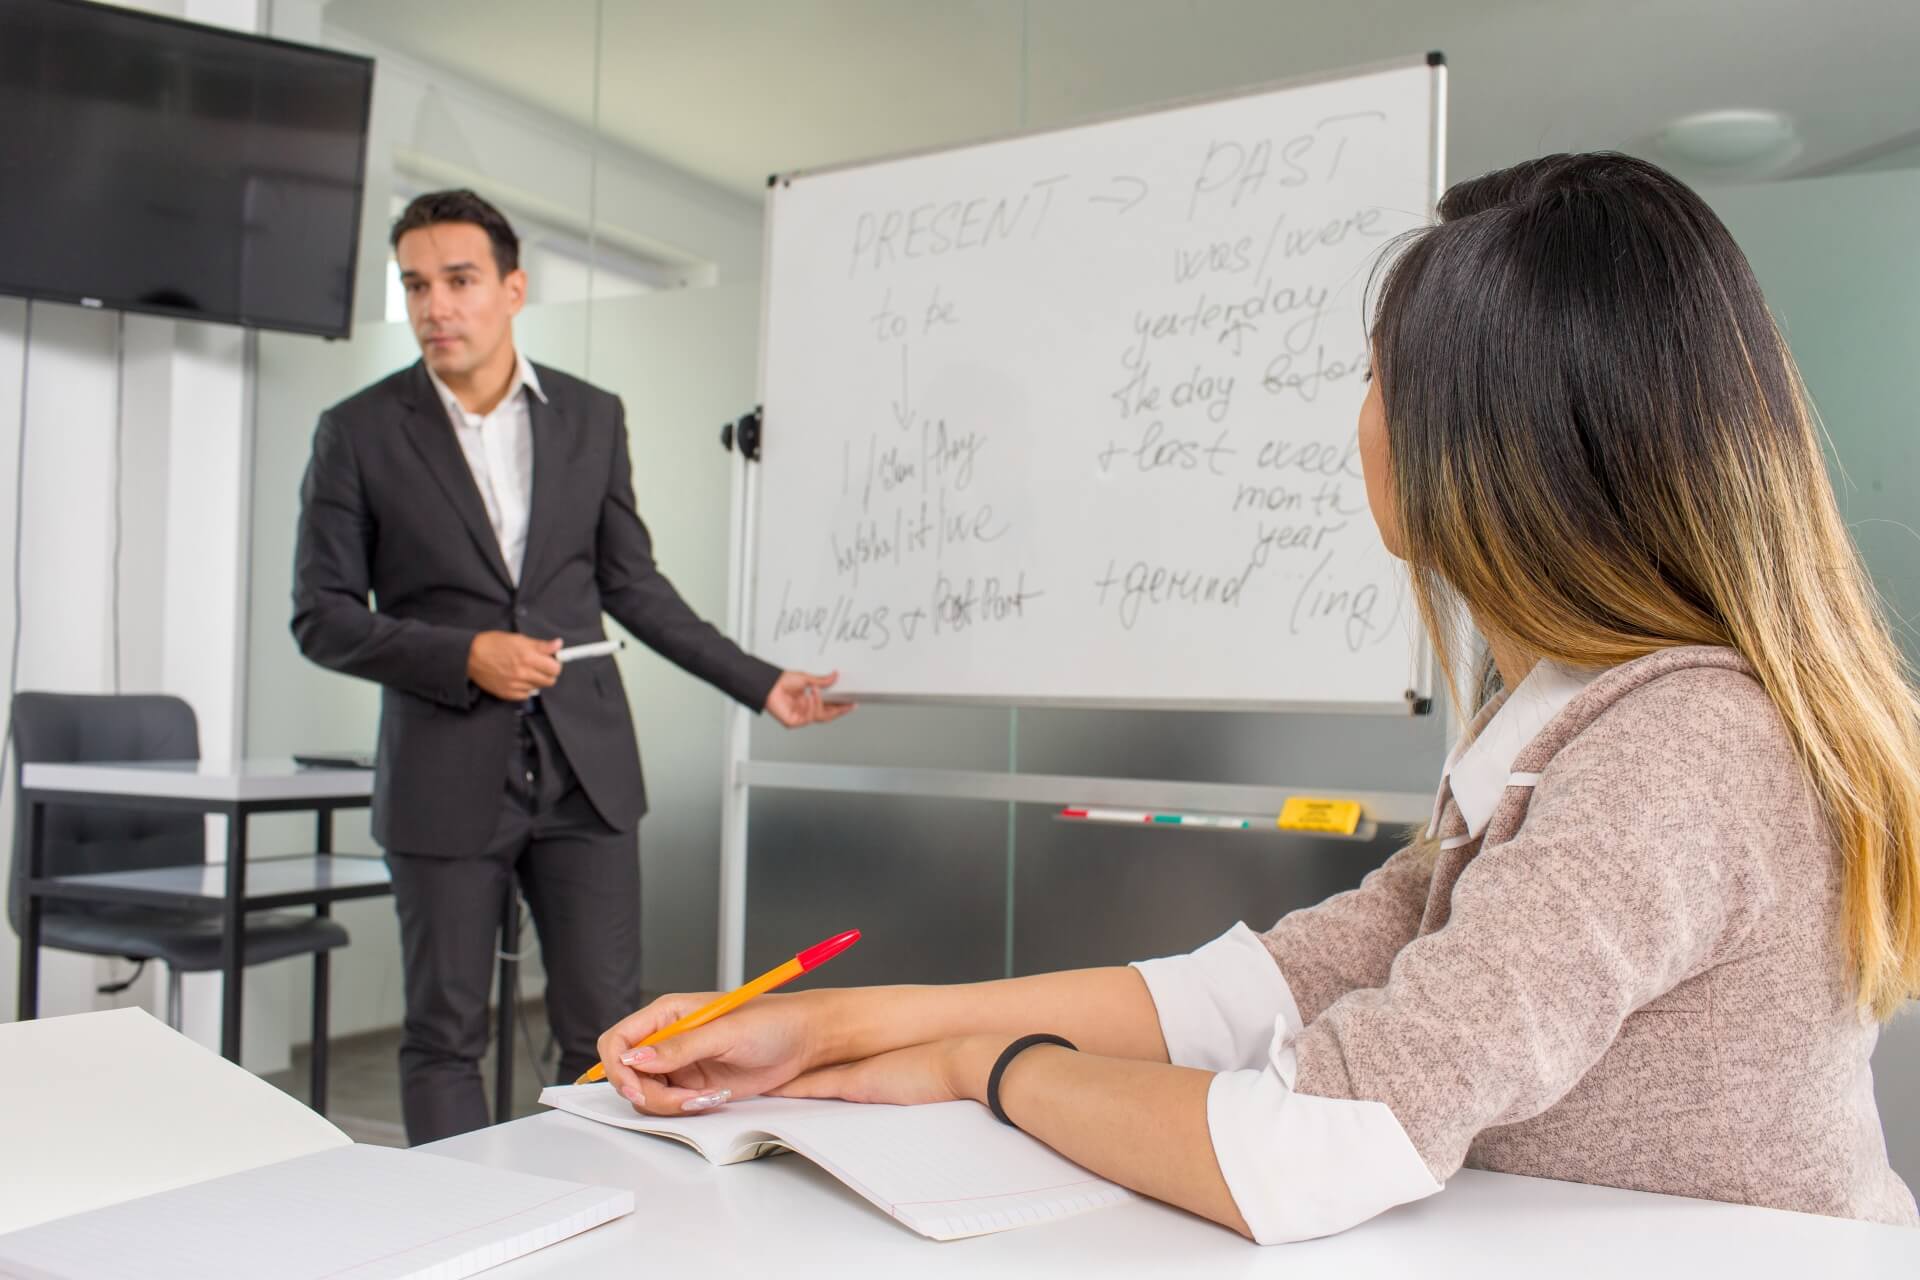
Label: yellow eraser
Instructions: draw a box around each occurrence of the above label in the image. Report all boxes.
[1277,797,1363,834]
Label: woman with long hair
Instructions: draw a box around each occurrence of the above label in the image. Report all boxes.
[592,152,1920,1241]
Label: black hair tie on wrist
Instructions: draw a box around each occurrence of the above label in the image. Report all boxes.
[986,1033,1077,1127]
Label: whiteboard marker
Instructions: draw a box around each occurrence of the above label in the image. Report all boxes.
[1169,814,1255,830]
[1060,807,1152,823]
[557,638,626,664]
[1060,808,1254,829]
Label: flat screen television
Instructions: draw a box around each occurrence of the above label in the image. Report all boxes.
[0,0,374,338]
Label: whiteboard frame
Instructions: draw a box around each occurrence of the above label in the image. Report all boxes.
[718,54,1449,984]
[776,50,1442,194]
[751,52,1446,715]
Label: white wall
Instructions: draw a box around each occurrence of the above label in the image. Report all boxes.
[310,8,764,331]
[1710,165,1920,1190]
[0,0,279,1069]
[0,301,127,1022]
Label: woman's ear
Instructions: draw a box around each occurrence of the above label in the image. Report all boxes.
[1357,375,1402,559]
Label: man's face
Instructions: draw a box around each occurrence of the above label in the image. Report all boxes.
[395,222,525,379]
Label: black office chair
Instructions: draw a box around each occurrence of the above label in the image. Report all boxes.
[8,693,348,1036]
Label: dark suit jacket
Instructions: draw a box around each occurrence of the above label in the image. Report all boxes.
[291,360,779,856]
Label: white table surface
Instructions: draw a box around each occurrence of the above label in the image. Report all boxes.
[19,758,373,803]
[425,1109,1919,1278]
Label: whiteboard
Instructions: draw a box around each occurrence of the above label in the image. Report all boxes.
[749,57,1444,711]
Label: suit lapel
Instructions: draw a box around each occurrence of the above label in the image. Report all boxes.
[519,373,571,594]
[396,362,515,591]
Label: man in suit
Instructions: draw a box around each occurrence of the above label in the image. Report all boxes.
[292,190,850,1145]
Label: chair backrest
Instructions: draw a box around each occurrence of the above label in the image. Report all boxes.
[8,693,202,932]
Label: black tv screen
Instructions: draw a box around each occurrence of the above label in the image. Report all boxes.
[0,0,374,338]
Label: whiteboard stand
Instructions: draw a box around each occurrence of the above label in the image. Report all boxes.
[719,399,767,988]
[717,54,1449,988]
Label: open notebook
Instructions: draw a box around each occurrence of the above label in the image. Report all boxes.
[0,1009,631,1280]
[539,1082,1133,1240]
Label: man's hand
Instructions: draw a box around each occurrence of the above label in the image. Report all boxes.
[764,669,856,728]
[468,632,562,701]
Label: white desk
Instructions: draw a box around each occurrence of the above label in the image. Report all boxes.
[20,759,376,804]
[426,1110,1919,1277]
[16,758,376,1105]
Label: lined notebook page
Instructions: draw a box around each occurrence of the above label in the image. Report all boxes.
[0,1144,633,1280]
[767,1100,1133,1239]
[541,1086,1130,1240]
[540,1085,869,1163]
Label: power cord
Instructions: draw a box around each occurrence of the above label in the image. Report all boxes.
[97,957,147,997]
[513,958,558,1086]
[496,899,558,1095]
[110,310,124,693]
[1,298,32,787]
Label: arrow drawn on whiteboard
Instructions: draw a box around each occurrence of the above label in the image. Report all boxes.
[1088,176,1148,213]
[890,345,913,431]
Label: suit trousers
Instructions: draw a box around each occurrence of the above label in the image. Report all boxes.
[386,703,641,1145]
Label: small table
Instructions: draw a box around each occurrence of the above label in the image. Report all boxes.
[15,759,379,1112]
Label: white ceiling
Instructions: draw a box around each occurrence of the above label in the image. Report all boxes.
[323,0,1920,201]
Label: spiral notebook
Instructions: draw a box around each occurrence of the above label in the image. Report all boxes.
[539,1082,1132,1240]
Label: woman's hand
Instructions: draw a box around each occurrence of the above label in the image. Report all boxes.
[772,1034,1003,1107]
[596,991,829,1115]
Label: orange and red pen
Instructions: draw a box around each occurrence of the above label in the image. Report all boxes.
[575,928,860,1084]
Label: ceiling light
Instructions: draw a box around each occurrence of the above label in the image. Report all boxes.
[1655,109,1799,171]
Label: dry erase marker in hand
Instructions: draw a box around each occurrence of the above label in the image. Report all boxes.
[578,928,861,1084]
[557,638,625,664]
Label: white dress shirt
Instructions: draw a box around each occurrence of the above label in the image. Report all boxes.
[426,351,546,585]
[1129,660,1602,1243]
[1425,658,1601,848]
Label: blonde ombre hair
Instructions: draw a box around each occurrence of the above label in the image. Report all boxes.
[1371,153,1920,1019]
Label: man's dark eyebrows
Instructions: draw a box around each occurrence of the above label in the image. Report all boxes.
[398,262,481,280]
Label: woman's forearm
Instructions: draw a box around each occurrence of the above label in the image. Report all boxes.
[808,966,1169,1067]
[974,1042,1250,1238]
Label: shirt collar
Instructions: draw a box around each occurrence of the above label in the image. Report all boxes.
[425,349,547,421]
[1428,660,1604,840]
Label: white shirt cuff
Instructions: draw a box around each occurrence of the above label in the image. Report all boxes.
[1207,1049,1443,1244]
[1130,922,1302,1072]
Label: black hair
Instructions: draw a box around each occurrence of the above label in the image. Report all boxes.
[390,189,520,276]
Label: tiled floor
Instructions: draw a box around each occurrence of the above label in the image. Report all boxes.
[262,1000,560,1147]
